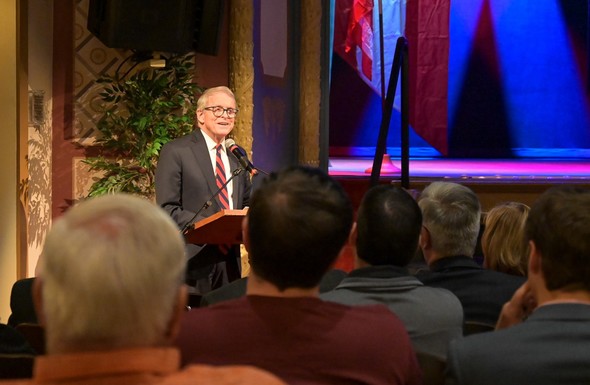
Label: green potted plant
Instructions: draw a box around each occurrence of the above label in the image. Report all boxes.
[83,53,201,199]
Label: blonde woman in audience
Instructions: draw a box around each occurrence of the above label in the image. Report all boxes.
[446,186,590,385]
[481,202,530,277]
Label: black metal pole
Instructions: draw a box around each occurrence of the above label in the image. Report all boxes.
[369,36,407,187]
[401,41,410,189]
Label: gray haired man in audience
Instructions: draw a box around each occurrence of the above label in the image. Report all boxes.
[415,182,524,327]
[446,185,590,385]
[8,194,284,385]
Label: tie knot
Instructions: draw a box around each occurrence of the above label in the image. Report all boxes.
[216,144,223,154]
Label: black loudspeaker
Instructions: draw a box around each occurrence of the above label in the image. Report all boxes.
[194,0,225,56]
[88,0,219,54]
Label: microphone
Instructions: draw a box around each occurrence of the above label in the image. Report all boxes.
[180,167,244,235]
[225,139,258,175]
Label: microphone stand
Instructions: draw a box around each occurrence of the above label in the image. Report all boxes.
[181,167,245,235]
[253,167,269,176]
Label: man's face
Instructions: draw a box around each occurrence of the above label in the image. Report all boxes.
[196,91,237,143]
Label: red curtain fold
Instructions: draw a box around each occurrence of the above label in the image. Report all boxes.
[406,0,450,155]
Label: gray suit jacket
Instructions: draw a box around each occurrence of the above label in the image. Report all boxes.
[155,130,251,291]
[321,265,463,360]
[446,303,590,385]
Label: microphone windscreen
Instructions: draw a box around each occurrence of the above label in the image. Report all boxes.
[225,138,236,150]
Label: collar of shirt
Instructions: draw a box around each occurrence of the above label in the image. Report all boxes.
[33,347,179,383]
[429,255,481,272]
[200,129,225,154]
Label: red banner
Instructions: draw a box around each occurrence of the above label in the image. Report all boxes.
[344,0,374,80]
[333,0,450,155]
[406,0,450,155]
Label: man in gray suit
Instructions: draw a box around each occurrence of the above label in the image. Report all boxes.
[155,86,252,298]
[446,186,590,385]
[321,185,463,360]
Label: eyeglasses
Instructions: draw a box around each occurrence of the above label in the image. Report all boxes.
[203,106,239,119]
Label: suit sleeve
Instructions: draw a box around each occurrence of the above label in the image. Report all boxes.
[155,142,197,230]
[444,339,464,385]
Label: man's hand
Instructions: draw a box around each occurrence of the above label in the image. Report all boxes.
[495,282,537,330]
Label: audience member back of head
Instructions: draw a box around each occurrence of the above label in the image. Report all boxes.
[176,166,422,385]
[321,185,463,360]
[415,182,524,326]
[446,185,590,385]
[2,194,285,385]
[481,202,530,276]
[7,278,37,328]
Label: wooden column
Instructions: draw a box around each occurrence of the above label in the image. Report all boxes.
[229,0,254,156]
[298,0,323,166]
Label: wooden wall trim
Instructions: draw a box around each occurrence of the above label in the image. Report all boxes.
[299,0,322,166]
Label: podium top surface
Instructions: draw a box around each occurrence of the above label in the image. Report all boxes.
[184,208,247,245]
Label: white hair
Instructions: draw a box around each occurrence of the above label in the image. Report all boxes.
[418,182,481,257]
[196,86,235,111]
[38,194,186,353]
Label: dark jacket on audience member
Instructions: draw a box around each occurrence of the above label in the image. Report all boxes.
[415,256,525,325]
[446,303,590,385]
[7,278,37,328]
[0,324,35,355]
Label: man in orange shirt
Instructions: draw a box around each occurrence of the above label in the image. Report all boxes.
[2,194,284,385]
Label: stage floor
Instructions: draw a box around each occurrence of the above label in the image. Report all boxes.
[328,157,590,213]
[328,156,590,272]
[328,157,590,182]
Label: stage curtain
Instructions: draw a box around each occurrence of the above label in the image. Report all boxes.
[333,0,450,155]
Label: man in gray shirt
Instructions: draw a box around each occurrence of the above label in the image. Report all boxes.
[322,185,463,360]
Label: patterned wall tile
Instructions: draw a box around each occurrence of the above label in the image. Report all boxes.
[72,157,104,200]
[73,0,128,146]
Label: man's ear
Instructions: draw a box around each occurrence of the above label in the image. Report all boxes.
[242,216,250,253]
[165,285,188,342]
[419,226,431,250]
[528,240,542,275]
[196,109,205,125]
[32,277,45,327]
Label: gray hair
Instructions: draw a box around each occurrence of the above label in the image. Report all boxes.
[196,86,235,111]
[38,194,186,352]
[418,182,481,257]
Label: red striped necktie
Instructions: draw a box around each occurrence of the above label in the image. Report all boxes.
[215,144,230,209]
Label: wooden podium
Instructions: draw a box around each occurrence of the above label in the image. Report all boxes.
[184,209,248,245]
